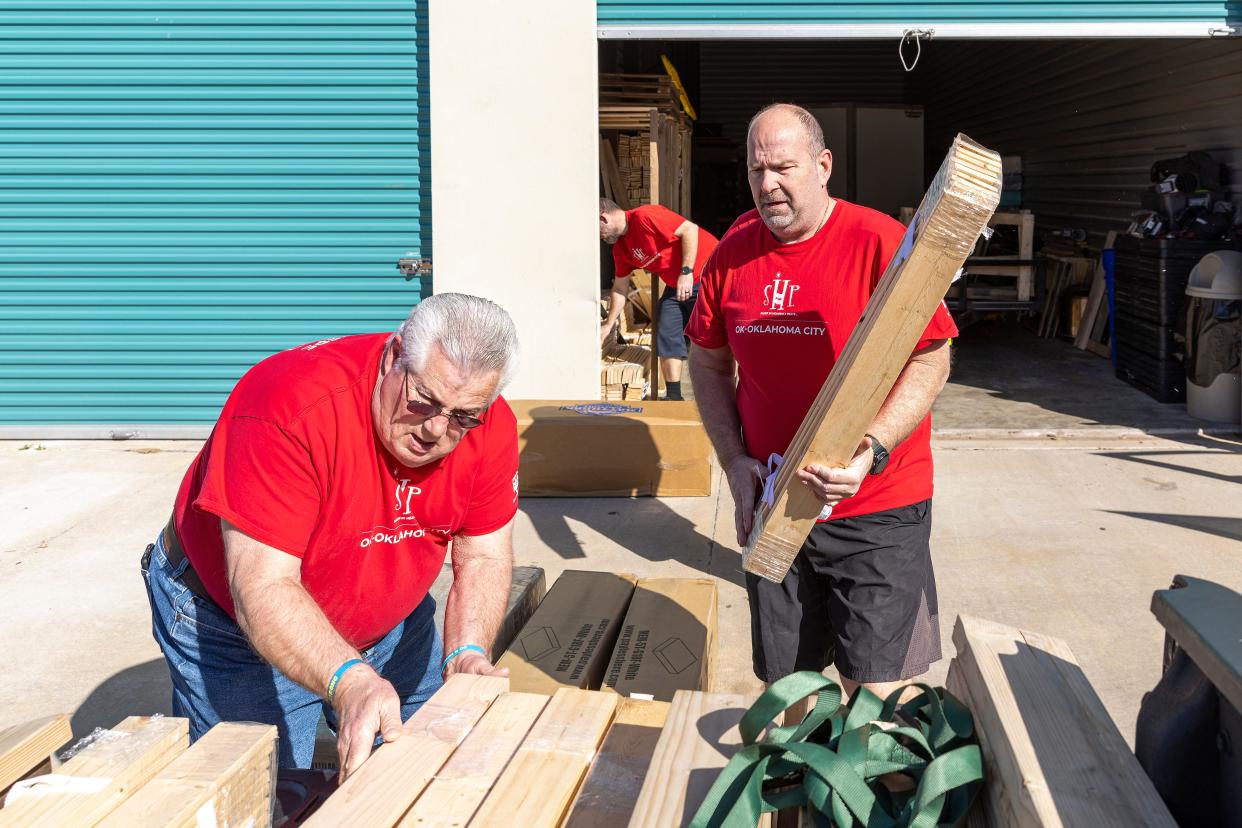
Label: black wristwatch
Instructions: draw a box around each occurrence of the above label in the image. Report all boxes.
[866,434,890,475]
[680,266,693,276]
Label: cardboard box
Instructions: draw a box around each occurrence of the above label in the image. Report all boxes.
[602,578,718,702]
[498,570,637,695]
[511,400,713,497]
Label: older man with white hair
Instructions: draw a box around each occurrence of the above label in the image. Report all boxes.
[141,293,521,780]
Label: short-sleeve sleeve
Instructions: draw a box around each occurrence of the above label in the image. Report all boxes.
[684,244,729,350]
[193,416,321,557]
[460,402,520,536]
[613,244,637,279]
[873,220,959,351]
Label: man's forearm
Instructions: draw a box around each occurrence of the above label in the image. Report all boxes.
[679,230,698,271]
[868,341,951,450]
[444,540,512,658]
[233,577,360,698]
[603,277,630,327]
[689,346,748,465]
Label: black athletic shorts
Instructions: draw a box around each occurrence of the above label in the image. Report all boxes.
[745,498,941,684]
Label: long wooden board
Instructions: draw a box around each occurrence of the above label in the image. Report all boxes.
[303,675,507,827]
[627,690,762,828]
[96,722,276,828]
[563,699,670,828]
[0,716,188,828]
[397,692,548,827]
[744,134,1001,582]
[949,615,1176,828]
[469,688,616,827]
[0,715,71,795]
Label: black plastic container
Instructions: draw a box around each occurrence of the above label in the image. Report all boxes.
[1114,310,1181,362]
[1115,343,1185,403]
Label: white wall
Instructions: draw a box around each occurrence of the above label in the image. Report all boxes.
[430,0,600,400]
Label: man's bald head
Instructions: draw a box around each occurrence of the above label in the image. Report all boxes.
[747,103,826,159]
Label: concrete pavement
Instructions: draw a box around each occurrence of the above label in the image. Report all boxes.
[1,430,1239,747]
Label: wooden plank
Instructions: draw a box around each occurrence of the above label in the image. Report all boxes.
[951,615,1177,828]
[96,722,276,828]
[743,134,1001,582]
[627,690,763,828]
[398,692,548,828]
[0,716,71,796]
[600,139,631,211]
[0,716,188,828]
[1017,211,1035,301]
[469,688,617,827]
[563,699,670,828]
[303,675,507,827]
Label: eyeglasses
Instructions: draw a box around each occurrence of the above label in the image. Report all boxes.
[403,371,486,430]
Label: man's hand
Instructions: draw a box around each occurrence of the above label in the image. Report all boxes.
[676,272,694,302]
[724,454,767,547]
[795,436,874,507]
[443,650,509,680]
[332,664,403,783]
[600,319,616,347]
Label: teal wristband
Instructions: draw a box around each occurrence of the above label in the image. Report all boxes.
[326,658,364,702]
[441,644,485,675]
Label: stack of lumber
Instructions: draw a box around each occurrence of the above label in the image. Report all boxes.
[1038,255,1095,338]
[601,343,650,401]
[0,715,276,827]
[1074,230,1119,357]
[599,73,691,217]
[744,134,1002,584]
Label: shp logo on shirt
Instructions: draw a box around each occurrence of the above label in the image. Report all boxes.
[763,275,800,311]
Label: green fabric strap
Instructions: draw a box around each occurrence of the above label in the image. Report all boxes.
[689,673,983,828]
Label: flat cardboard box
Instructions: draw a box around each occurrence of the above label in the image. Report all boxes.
[511,400,713,497]
[498,570,637,695]
[603,578,718,702]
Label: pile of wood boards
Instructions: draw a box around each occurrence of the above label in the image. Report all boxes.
[300,613,1171,827]
[599,73,691,217]
[1038,254,1095,339]
[1073,231,1119,357]
[601,343,651,401]
[0,715,276,827]
[744,134,1002,584]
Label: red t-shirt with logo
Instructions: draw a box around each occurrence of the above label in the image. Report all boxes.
[685,200,958,520]
[172,334,520,650]
[613,204,720,288]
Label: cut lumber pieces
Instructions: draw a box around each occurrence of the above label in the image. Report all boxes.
[0,715,188,828]
[947,615,1177,828]
[603,578,717,702]
[627,690,764,828]
[0,715,71,796]
[468,688,617,827]
[303,675,507,827]
[600,139,630,210]
[95,722,276,828]
[398,692,548,828]
[1075,231,1118,352]
[563,698,670,828]
[743,133,1001,583]
[497,570,637,694]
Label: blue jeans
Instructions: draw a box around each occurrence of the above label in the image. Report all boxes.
[140,529,443,769]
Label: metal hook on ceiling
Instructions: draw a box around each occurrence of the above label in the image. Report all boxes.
[899,29,933,72]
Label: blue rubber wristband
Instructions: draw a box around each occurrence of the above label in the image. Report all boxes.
[441,644,485,675]
[326,658,364,703]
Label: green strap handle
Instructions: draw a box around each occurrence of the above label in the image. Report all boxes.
[689,672,983,828]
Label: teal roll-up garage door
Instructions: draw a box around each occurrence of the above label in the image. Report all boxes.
[0,1,430,436]
[597,1,1238,37]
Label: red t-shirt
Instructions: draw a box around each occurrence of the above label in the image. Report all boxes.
[612,204,719,288]
[172,334,520,649]
[685,200,958,520]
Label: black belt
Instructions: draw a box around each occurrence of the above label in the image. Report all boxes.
[162,516,216,605]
